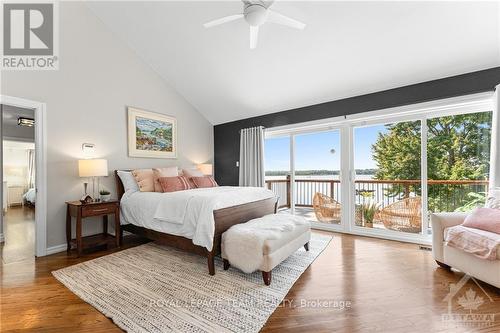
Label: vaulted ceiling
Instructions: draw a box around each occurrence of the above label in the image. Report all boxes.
[88,1,500,124]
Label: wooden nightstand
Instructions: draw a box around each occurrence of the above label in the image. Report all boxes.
[66,200,121,256]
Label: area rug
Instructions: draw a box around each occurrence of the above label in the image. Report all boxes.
[52,233,332,333]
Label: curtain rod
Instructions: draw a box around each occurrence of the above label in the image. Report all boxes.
[238,126,265,134]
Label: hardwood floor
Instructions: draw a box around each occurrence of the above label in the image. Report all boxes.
[1,232,499,333]
[1,205,35,264]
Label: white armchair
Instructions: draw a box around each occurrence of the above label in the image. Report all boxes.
[431,212,500,288]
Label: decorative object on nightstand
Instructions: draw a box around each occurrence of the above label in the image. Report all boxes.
[99,189,111,202]
[78,159,108,202]
[197,163,213,176]
[66,200,121,257]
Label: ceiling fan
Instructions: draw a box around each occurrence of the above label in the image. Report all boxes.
[203,0,306,49]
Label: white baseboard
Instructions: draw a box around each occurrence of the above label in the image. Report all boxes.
[0,233,4,243]
[45,243,67,255]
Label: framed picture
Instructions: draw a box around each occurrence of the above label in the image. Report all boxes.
[127,107,177,159]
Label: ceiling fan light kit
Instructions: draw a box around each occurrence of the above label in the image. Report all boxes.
[203,0,306,49]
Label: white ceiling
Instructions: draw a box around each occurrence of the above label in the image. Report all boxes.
[88,1,500,125]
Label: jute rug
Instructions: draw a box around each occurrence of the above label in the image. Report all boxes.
[53,233,332,333]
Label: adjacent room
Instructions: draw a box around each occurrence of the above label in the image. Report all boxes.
[1,105,36,264]
[1,1,500,333]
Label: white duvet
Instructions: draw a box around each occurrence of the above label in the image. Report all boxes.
[120,186,276,251]
[23,188,36,204]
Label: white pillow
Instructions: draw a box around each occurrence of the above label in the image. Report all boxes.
[117,170,139,192]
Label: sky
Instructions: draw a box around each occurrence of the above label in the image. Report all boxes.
[264,125,388,171]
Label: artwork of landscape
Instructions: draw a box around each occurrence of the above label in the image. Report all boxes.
[135,116,173,152]
[128,107,176,158]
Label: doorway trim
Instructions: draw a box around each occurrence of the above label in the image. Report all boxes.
[1,95,47,257]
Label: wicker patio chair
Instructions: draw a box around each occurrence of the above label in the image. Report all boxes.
[313,193,341,223]
[376,196,422,233]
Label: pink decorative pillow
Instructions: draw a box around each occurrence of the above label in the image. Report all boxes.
[159,176,192,193]
[462,208,500,234]
[152,167,178,192]
[132,169,155,192]
[191,176,218,188]
[182,168,204,188]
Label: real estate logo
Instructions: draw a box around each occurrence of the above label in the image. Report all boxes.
[442,274,495,329]
[1,1,58,70]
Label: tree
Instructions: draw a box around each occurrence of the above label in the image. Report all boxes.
[372,112,492,211]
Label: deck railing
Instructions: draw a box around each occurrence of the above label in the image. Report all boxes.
[266,177,489,213]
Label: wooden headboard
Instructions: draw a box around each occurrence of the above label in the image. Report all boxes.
[114,170,132,201]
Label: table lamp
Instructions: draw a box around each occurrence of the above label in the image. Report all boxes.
[78,159,108,202]
[197,163,213,176]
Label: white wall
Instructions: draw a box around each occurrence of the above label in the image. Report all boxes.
[0,2,213,249]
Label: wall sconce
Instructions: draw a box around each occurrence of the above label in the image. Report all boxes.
[82,143,95,159]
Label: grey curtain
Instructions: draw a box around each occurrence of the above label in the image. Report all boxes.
[490,85,500,191]
[27,149,35,189]
[239,126,265,187]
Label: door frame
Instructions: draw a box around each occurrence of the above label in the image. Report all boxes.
[1,95,47,257]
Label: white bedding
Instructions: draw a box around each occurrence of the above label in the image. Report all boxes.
[120,186,276,251]
[23,188,36,204]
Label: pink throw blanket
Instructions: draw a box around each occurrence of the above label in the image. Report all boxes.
[445,225,500,260]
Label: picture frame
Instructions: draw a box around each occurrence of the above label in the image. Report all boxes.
[127,107,177,159]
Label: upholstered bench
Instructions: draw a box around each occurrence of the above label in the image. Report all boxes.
[221,213,311,285]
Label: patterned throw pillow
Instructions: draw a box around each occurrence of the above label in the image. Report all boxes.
[191,176,218,188]
[158,176,192,192]
[182,168,205,188]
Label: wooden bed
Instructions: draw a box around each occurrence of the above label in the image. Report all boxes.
[114,170,278,275]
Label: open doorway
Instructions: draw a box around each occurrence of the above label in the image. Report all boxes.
[1,105,36,263]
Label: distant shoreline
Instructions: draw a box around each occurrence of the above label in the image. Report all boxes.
[266,169,377,176]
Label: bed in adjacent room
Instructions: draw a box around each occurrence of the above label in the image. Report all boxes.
[23,188,36,207]
[115,170,278,275]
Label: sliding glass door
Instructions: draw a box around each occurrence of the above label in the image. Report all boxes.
[264,95,493,243]
[293,129,342,226]
[353,121,422,234]
[426,111,492,220]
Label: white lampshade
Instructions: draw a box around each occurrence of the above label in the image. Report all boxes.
[78,159,108,177]
[197,163,213,176]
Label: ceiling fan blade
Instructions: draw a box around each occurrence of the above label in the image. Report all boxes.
[250,26,259,49]
[203,14,244,28]
[267,10,306,30]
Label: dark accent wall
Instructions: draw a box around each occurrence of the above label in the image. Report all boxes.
[214,67,500,186]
